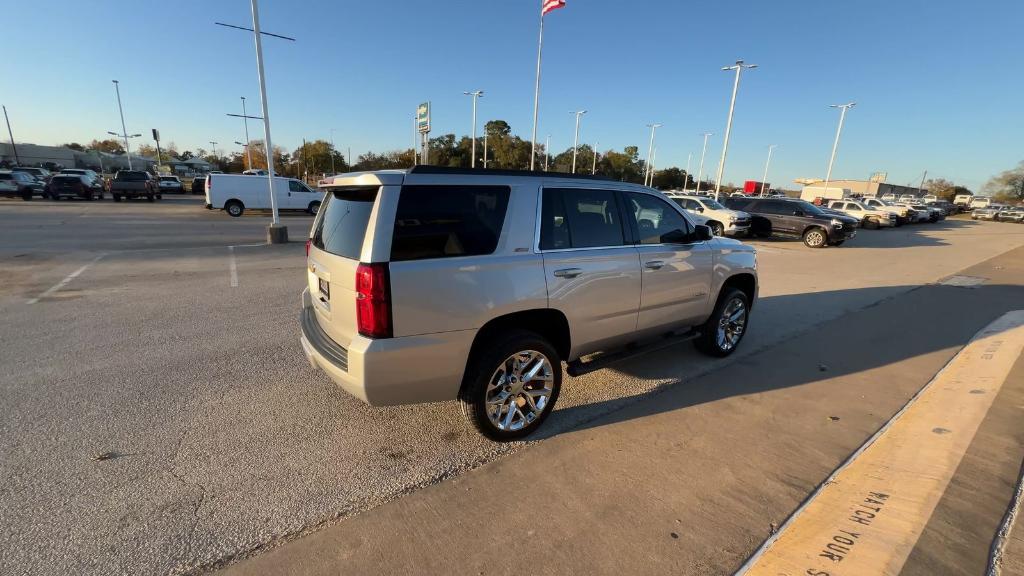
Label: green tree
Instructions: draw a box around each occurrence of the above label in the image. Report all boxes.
[88,139,125,155]
[63,142,85,151]
[923,178,956,201]
[179,150,194,161]
[983,161,1024,203]
[294,139,349,176]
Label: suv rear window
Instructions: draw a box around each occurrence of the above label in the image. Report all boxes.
[391,185,510,261]
[312,186,379,259]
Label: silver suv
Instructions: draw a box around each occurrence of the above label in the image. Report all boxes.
[300,167,758,440]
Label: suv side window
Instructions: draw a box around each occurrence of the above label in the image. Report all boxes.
[757,200,788,215]
[540,188,626,250]
[391,185,511,262]
[626,192,693,244]
[288,180,307,192]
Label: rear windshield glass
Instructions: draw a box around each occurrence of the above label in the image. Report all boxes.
[116,171,148,181]
[159,177,177,182]
[391,185,511,262]
[311,187,379,259]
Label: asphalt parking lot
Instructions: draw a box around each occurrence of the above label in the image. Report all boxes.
[1,196,1023,575]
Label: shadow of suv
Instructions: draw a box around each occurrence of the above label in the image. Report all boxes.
[724,196,858,247]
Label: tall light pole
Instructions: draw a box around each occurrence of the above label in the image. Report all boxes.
[650,147,658,187]
[644,123,662,186]
[822,102,856,197]
[685,152,692,192]
[240,96,253,170]
[3,106,20,165]
[592,141,599,175]
[713,60,758,201]
[107,130,141,169]
[483,129,489,168]
[696,132,712,195]
[760,145,777,196]
[544,134,551,171]
[571,110,587,174]
[464,90,484,168]
[330,128,338,174]
[111,80,134,169]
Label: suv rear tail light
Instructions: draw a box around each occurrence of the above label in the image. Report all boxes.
[355,263,392,339]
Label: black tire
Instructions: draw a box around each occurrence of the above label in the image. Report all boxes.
[51,193,60,201]
[802,227,827,248]
[709,221,725,237]
[146,194,155,202]
[156,194,162,199]
[459,330,562,441]
[308,200,321,215]
[864,218,879,230]
[21,192,32,201]
[113,194,121,202]
[85,192,94,201]
[225,200,244,217]
[695,287,750,358]
[831,240,845,246]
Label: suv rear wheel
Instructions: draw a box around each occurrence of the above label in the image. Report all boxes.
[802,227,827,248]
[460,330,562,441]
[695,287,749,357]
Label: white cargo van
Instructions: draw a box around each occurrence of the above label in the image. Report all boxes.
[799,186,850,202]
[205,173,324,217]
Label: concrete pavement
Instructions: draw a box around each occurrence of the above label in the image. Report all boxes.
[1,198,1022,575]
[223,246,1024,576]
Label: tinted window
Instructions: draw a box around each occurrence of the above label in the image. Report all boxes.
[288,180,308,192]
[725,197,753,210]
[627,193,693,244]
[0,174,13,181]
[312,187,379,259]
[757,200,791,215]
[540,188,625,250]
[159,176,177,182]
[390,185,510,261]
[116,171,149,181]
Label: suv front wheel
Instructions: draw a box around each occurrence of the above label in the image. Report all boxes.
[695,287,750,357]
[460,330,562,441]
[802,227,827,248]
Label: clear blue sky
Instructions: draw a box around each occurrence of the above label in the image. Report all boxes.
[4,0,1021,190]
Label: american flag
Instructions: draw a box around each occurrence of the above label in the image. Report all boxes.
[542,0,565,16]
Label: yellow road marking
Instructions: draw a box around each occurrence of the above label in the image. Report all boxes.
[740,310,1024,576]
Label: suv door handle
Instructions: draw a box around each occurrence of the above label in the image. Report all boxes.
[553,268,583,279]
[644,260,665,270]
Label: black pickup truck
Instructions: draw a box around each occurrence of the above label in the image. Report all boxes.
[110,171,160,202]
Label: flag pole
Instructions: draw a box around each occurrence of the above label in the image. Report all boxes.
[529,4,544,171]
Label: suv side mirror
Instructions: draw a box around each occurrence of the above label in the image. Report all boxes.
[793,209,805,217]
[694,224,713,241]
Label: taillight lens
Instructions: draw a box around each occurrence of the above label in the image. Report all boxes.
[355,263,392,339]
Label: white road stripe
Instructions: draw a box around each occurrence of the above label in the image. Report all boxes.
[228,246,239,288]
[27,254,106,304]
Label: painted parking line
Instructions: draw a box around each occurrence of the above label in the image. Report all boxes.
[739,310,1024,576]
[26,254,106,304]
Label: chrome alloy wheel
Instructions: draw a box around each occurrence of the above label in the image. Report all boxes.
[485,350,554,432]
[806,230,825,247]
[716,297,747,352]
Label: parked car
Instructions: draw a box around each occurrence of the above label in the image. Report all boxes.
[901,203,943,222]
[47,174,97,200]
[157,175,184,193]
[860,197,912,225]
[972,205,1006,221]
[205,173,323,217]
[921,194,938,203]
[724,196,858,247]
[11,166,52,184]
[953,194,973,210]
[110,170,159,202]
[670,195,751,237]
[898,195,917,203]
[996,206,1024,223]
[0,170,45,199]
[242,169,269,176]
[190,176,206,196]
[926,201,957,216]
[881,193,897,202]
[825,199,896,229]
[300,166,758,440]
[60,169,105,197]
[970,196,993,210]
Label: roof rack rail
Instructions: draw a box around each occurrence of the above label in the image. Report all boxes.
[407,165,613,181]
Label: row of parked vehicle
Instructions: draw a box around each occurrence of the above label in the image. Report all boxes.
[971,204,1024,223]
[0,166,203,202]
[662,192,949,248]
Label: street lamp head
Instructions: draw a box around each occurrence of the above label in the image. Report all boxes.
[235,141,245,146]
[130,134,142,138]
[112,79,119,84]
[831,102,857,109]
[107,131,118,136]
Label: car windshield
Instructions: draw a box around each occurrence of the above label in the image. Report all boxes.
[790,200,825,215]
[702,199,725,210]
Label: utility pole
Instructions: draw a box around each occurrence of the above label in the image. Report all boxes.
[696,132,712,194]
[760,145,777,196]
[918,170,928,196]
[571,110,587,174]
[3,106,20,165]
[713,60,758,201]
[483,130,489,168]
[644,123,662,186]
[685,152,692,192]
[464,90,484,168]
[592,142,599,175]
[822,102,856,198]
[544,134,551,171]
[112,80,134,170]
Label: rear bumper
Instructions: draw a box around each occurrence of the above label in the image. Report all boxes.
[298,288,476,406]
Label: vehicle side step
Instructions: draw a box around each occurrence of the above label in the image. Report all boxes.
[566,328,701,377]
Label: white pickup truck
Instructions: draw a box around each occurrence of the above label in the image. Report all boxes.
[205,173,324,217]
